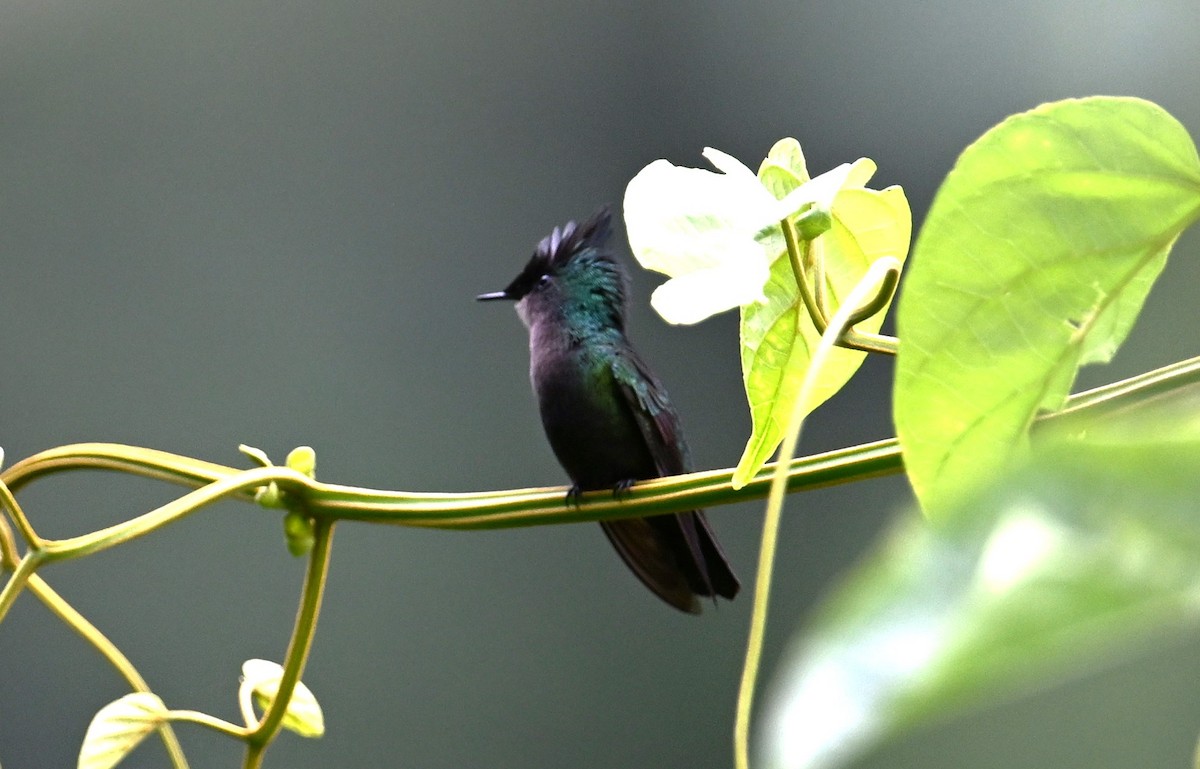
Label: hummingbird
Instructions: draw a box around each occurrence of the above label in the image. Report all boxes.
[477,206,739,613]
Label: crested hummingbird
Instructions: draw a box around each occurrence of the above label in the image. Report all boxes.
[477,206,739,613]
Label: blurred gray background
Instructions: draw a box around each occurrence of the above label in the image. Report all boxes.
[2,1,1199,767]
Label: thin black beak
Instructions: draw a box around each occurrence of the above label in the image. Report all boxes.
[476,291,511,301]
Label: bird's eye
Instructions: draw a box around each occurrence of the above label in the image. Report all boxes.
[537,273,552,286]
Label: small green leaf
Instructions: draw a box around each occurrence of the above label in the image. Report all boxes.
[762,430,1200,769]
[238,444,273,468]
[286,445,317,478]
[757,137,810,198]
[241,659,325,738]
[895,96,1200,516]
[78,692,167,769]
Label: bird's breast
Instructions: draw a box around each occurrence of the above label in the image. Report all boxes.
[529,341,656,490]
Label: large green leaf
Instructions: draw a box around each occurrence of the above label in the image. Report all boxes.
[895,96,1200,515]
[762,427,1200,769]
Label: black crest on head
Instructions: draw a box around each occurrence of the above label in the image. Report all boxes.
[501,206,622,304]
[534,205,613,271]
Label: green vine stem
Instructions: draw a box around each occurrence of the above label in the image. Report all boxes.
[5,355,1200,545]
[167,709,248,739]
[781,215,899,356]
[0,548,43,623]
[13,355,1198,541]
[0,465,307,625]
[0,472,42,549]
[785,214,825,335]
[1,441,899,532]
[735,254,902,769]
[244,517,334,769]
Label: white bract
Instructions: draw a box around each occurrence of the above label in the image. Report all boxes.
[623,145,876,325]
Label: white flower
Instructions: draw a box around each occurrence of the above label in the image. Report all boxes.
[624,144,876,324]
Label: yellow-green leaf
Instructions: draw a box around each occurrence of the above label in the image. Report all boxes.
[895,96,1200,516]
[241,659,325,738]
[78,692,167,769]
[735,180,911,486]
[757,137,810,198]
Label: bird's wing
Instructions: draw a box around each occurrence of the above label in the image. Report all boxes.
[608,346,688,476]
[608,347,739,604]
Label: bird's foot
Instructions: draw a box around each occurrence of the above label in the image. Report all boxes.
[565,485,583,508]
[612,479,636,500]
